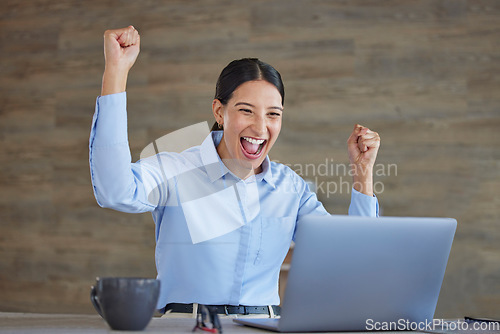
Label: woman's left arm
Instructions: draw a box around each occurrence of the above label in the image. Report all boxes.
[347,124,381,197]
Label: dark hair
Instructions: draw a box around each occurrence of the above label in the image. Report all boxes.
[211,58,285,131]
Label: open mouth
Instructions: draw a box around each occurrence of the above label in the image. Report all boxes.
[240,136,267,159]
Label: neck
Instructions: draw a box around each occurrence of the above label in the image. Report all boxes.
[221,158,262,180]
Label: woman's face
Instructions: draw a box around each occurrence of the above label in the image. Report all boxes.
[213,80,283,179]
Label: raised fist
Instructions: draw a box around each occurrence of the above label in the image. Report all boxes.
[347,124,380,169]
[103,26,140,71]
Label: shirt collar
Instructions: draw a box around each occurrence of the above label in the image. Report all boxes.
[200,131,275,188]
[258,155,275,188]
[200,131,230,183]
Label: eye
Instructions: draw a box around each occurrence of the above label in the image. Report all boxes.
[240,108,252,113]
[269,112,282,117]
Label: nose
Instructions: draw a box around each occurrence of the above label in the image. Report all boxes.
[252,114,267,137]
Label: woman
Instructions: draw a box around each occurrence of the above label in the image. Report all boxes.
[90,26,381,317]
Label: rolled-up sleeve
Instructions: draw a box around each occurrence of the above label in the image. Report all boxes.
[348,188,379,217]
[89,92,162,213]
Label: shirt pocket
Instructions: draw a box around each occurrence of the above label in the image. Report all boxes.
[255,216,296,266]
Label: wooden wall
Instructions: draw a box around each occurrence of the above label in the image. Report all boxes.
[0,0,498,317]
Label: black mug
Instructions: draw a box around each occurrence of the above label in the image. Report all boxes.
[90,277,160,331]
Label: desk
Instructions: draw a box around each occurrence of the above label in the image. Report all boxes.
[0,312,254,334]
[0,313,499,334]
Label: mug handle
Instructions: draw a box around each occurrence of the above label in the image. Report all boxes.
[90,285,104,318]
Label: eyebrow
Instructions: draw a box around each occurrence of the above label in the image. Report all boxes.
[234,102,283,112]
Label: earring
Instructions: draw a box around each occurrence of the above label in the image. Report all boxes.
[218,122,223,129]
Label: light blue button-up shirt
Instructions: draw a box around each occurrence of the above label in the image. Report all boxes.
[89,92,379,309]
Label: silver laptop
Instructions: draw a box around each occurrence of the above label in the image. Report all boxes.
[233,215,457,332]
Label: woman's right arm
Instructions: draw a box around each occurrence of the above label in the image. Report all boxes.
[89,27,165,213]
[101,26,140,96]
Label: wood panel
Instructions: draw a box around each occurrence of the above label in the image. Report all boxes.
[0,0,498,316]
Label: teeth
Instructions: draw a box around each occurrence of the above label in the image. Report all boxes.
[243,137,265,145]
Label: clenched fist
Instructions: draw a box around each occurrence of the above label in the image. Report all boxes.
[347,124,380,168]
[347,124,381,196]
[101,26,140,96]
[104,25,140,71]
